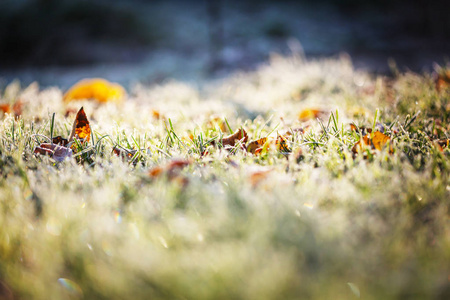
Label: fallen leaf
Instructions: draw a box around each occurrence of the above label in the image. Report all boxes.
[0,100,23,117]
[34,143,73,162]
[350,122,385,135]
[298,108,324,121]
[52,136,69,146]
[221,128,248,147]
[276,134,291,153]
[0,104,11,114]
[435,69,450,92]
[371,131,390,150]
[112,146,137,158]
[249,169,272,187]
[246,137,268,154]
[148,159,191,186]
[63,78,126,103]
[69,107,91,144]
[151,109,166,120]
[351,135,371,153]
[149,166,164,177]
[352,131,391,154]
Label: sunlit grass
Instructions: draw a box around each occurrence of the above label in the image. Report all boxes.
[0,56,449,299]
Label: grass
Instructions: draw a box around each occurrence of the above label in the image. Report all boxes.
[0,55,449,299]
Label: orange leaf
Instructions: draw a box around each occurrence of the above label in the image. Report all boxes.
[148,159,191,186]
[298,108,324,121]
[247,137,268,154]
[351,135,371,153]
[63,78,126,103]
[69,107,91,144]
[276,134,291,153]
[249,169,272,187]
[371,131,390,150]
[0,100,23,117]
[352,131,391,154]
[0,104,11,114]
[221,128,248,147]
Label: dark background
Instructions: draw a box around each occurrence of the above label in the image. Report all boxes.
[0,0,449,87]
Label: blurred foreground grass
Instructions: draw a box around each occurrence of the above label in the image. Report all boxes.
[0,55,449,299]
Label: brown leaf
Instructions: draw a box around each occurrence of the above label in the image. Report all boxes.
[221,128,248,147]
[34,143,73,162]
[52,136,69,146]
[246,137,268,154]
[69,107,91,144]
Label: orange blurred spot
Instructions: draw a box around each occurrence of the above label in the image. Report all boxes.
[298,108,324,121]
[64,78,126,103]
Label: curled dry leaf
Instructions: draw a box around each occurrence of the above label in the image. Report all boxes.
[34,143,73,162]
[69,107,91,144]
[352,131,392,154]
[64,78,126,103]
[221,128,248,147]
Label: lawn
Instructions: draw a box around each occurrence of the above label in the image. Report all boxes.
[0,55,449,299]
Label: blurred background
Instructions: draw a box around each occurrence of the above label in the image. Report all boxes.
[0,0,449,88]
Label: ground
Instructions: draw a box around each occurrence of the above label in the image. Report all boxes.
[0,55,449,299]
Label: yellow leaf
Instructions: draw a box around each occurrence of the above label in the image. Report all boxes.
[69,107,91,144]
[298,108,323,121]
[64,78,126,103]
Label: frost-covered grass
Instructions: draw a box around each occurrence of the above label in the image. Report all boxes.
[0,56,449,299]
